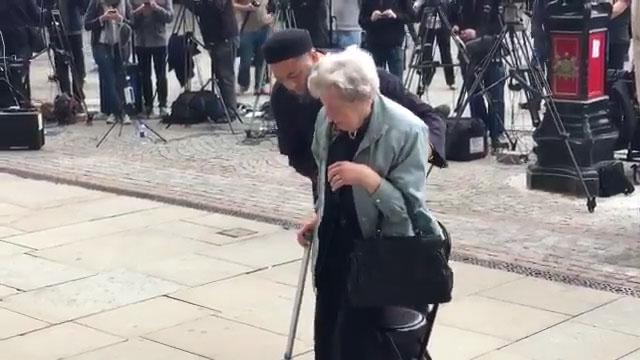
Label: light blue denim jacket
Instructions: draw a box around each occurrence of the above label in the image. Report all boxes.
[311,94,443,269]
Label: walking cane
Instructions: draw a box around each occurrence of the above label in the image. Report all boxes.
[283,244,312,360]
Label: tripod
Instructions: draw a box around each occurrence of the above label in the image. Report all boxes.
[404,2,463,98]
[450,2,597,212]
[245,0,297,140]
[166,3,241,133]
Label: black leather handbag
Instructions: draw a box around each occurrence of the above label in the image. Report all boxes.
[347,211,453,308]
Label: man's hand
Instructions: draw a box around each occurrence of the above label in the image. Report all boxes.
[327,161,381,193]
[460,28,477,41]
[382,9,397,18]
[149,0,161,10]
[296,214,318,247]
[101,9,123,22]
[265,13,274,23]
[371,10,383,21]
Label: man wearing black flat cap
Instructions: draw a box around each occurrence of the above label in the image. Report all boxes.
[263,29,447,198]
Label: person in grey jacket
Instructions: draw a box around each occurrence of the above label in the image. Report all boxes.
[297,46,441,359]
[131,0,173,115]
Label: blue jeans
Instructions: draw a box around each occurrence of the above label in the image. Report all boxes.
[238,26,270,90]
[332,30,361,49]
[465,61,505,139]
[368,44,404,78]
[92,44,125,116]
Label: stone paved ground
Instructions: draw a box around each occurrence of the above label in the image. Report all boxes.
[2,26,639,297]
[1,175,640,360]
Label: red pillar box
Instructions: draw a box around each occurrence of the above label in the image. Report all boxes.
[527,0,620,197]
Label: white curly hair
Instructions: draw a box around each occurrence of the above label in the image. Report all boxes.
[307,46,380,102]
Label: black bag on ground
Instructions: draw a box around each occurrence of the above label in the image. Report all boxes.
[598,161,635,197]
[164,90,225,124]
[446,117,488,161]
[348,213,454,308]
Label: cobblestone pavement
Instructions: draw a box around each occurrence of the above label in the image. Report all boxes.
[2,34,639,297]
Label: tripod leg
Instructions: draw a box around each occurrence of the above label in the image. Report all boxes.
[141,122,168,143]
[96,118,121,147]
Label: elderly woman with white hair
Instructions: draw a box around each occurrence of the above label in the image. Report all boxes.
[296,46,449,359]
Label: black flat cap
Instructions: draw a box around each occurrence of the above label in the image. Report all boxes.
[263,29,313,64]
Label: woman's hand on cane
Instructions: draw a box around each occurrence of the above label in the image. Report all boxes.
[297,214,318,248]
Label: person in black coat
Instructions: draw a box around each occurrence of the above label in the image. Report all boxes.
[449,0,507,148]
[183,0,238,114]
[0,0,41,107]
[359,0,415,78]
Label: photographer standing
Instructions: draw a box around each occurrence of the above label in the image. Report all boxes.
[85,0,133,124]
[234,0,273,95]
[450,0,507,148]
[49,0,90,103]
[0,0,41,107]
[359,0,415,78]
[608,0,631,70]
[132,0,174,116]
[184,0,239,115]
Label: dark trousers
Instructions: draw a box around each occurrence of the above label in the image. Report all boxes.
[93,44,126,116]
[423,27,455,86]
[208,39,237,112]
[135,46,168,109]
[238,26,269,90]
[609,42,630,70]
[53,33,86,101]
[461,59,505,139]
[368,44,404,79]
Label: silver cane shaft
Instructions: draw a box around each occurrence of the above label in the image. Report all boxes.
[283,246,312,360]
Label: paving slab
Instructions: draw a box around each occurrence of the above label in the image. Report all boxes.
[145,315,310,360]
[33,227,215,272]
[185,213,284,235]
[137,253,254,287]
[0,269,182,323]
[478,277,621,315]
[0,203,30,226]
[620,349,640,360]
[197,230,303,268]
[254,260,306,287]
[437,295,569,341]
[573,297,640,337]
[171,274,316,343]
[0,240,31,256]
[9,196,162,232]
[428,324,508,360]
[0,284,19,298]
[76,296,214,338]
[0,322,123,360]
[67,338,208,360]
[0,226,23,239]
[3,205,211,250]
[484,321,640,360]
[450,261,524,299]
[0,177,109,209]
[0,253,93,291]
[0,308,49,340]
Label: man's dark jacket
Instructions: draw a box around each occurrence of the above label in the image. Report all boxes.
[449,0,501,36]
[183,0,237,45]
[0,0,41,57]
[271,69,447,181]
